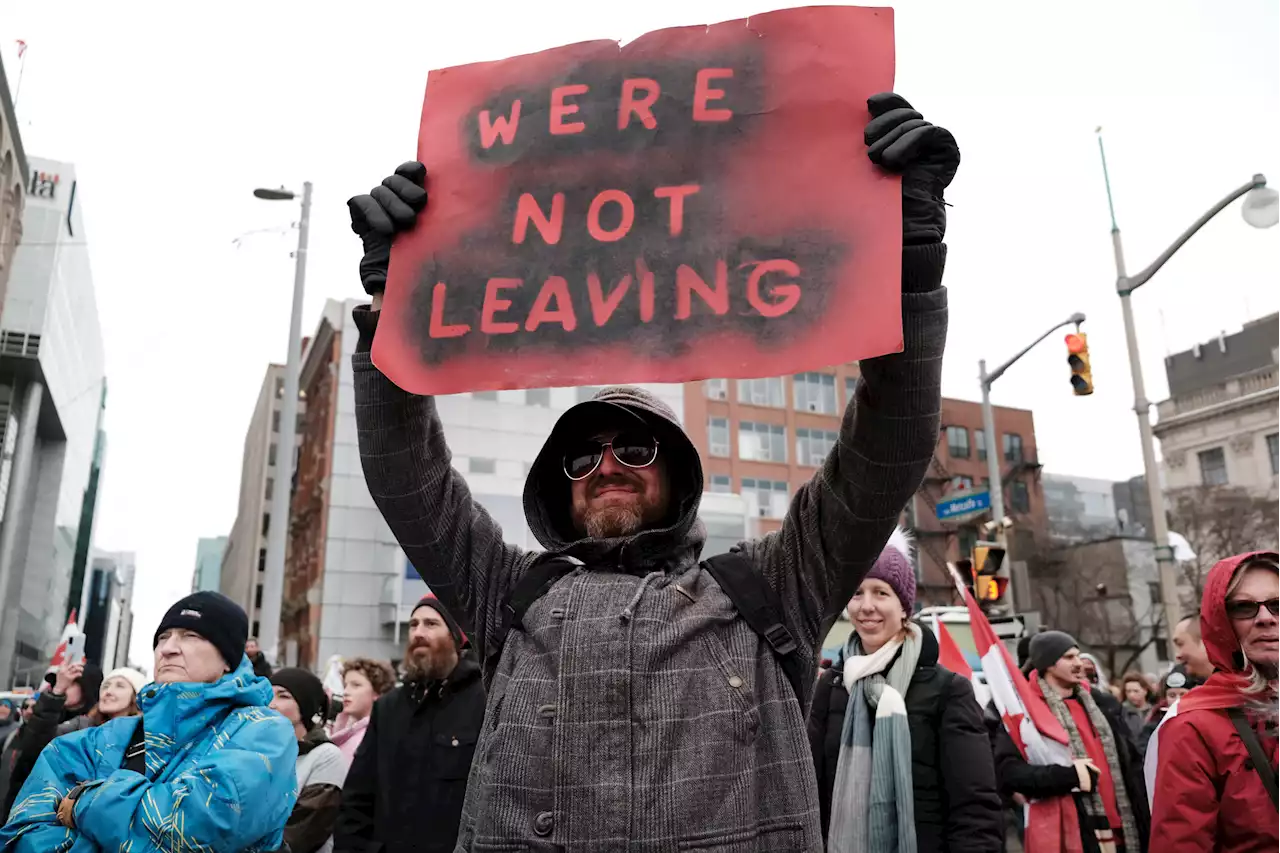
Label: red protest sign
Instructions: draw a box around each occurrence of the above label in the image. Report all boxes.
[375,5,900,395]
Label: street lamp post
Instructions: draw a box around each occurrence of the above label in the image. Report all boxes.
[253,181,312,666]
[1097,130,1277,647]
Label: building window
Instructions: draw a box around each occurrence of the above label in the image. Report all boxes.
[576,386,603,403]
[469,457,496,474]
[703,379,728,400]
[741,477,789,518]
[946,426,970,459]
[739,421,787,463]
[845,376,858,407]
[268,443,278,466]
[258,548,266,572]
[272,410,281,433]
[275,377,284,398]
[709,475,732,494]
[526,388,551,407]
[264,478,274,501]
[736,377,785,408]
[976,429,987,461]
[1003,433,1024,463]
[262,514,270,536]
[473,390,498,401]
[255,584,263,609]
[795,428,838,467]
[958,526,977,558]
[1198,447,1228,487]
[708,418,730,457]
[1009,480,1030,513]
[794,372,837,414]
[252,621,260,636]
[1269,433,1279,475]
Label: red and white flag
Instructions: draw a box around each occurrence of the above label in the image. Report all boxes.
[49,609,80,668]
[15,40,27,59]
[936,621,991,707]
[947,565,1077,852]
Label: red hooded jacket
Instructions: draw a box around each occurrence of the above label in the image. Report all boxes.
[1150,550,1278,852]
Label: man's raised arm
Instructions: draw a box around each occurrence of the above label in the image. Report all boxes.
[741,94,956,656]
[348,163,532,658]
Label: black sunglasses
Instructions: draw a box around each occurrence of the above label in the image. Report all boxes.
[1225,598,1280,620]
[563,431,659,481]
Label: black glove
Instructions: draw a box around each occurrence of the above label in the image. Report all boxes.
[347,162,429,295]
[865,93,960,245]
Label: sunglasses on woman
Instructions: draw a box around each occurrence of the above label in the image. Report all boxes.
[1225,598,1280,620]
[562,431,660,481]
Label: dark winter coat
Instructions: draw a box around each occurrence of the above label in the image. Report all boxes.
[333,654,486,853]
[251,651,274,678]
[807,625,1004,852]
[351,244,947,851]
[2,685,101,818]
[987,687,1151,853]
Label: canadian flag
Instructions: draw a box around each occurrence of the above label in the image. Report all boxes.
[947,565,1075,852]
[936,621,990,708]
[49,610,81,668]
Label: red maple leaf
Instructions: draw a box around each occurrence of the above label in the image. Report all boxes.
[1002,710,1029,757]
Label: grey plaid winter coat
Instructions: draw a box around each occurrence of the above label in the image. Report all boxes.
[351,243,948,852]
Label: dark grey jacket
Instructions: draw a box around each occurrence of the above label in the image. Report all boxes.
[351,243,948,852]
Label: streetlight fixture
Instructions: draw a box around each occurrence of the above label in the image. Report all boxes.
[1098,129,1275,649]
[253,180,312,666]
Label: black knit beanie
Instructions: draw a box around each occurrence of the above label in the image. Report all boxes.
[1029,630,1079,676]
[413,596,466,649]
[270,668,327,731]
[153,591,248,671]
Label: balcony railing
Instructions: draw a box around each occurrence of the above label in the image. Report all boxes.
[1157,366,1278,421]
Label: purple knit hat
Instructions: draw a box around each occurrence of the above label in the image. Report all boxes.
[865,527,916,614]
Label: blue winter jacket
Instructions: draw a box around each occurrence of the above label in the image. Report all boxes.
[0,657,298,852]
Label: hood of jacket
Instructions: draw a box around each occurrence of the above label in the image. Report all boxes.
[1199,550,1278,675]
[523,385,706,573]
[137,656,273,757]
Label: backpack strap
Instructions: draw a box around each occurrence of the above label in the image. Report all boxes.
[489,555,580,666]
[1227,707,1279,808]
[122,717,146,775]
[701,553,805,704]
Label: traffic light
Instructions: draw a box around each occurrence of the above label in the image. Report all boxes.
[1065,332,1093,396]
[972,542,1009,611]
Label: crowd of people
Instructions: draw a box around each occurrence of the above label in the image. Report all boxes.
[0,92,1273,852]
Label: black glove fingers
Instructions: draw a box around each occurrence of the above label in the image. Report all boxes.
[393,161,427,186]
[347,194,395,237]
[864,108,923,146]
[867,119,929,168]
[880,122,937,170]
[383,174,429,212]
[370,184,419,230]
[866,92,914,118]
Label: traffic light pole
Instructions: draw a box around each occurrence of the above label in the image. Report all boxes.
[1098,129,1272,646]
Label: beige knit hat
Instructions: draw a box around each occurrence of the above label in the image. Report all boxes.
[105,667,148,696]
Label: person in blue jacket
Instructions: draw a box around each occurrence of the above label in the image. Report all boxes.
[0,591,298,852]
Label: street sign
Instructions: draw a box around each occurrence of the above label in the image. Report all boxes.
[936,489,991,521]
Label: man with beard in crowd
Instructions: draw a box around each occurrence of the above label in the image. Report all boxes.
[334,595,484,853]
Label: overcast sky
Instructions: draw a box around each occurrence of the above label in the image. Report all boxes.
[4,1,1277,667]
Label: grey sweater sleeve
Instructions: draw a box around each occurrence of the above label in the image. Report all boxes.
[351,307,532,659]
[739,242,948,662]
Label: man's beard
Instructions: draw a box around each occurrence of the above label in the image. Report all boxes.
[583,504,645,539]
[403,640,455,682]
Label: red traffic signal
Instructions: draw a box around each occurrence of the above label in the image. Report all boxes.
[1065,333,1086,354]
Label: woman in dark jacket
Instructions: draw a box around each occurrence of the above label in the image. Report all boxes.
[807,530,1003,852]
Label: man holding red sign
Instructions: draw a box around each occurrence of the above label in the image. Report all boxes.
[346,28,954,853]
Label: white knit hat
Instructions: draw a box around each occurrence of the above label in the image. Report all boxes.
[105,667,148,696]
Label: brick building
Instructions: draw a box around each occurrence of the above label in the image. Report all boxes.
[682,369,1047,605]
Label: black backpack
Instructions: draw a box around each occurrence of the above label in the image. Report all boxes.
[490,552,807,703]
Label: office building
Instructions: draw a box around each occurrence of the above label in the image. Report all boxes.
[682,373,1047,604]
[278,299,753,669]
[0,157,107,685]
[1041,473,1124,543]
[1154,315,1279,499]
[220,364,303,637]
[80,550,136,672]
[193,536,229,593]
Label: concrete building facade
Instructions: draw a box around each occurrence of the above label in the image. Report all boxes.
[0,54,28,309]
[681,372,1047,604]
[0,157,107,685]
[81,550,136,672]
[220,364,303,638]
[1042,473,1124,543]
[1154,314,1279,500]
[192,536,229,593]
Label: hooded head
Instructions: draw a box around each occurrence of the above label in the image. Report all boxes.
[524,386,705,570]
[1180,550,1278,715]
